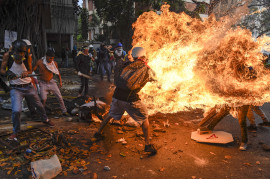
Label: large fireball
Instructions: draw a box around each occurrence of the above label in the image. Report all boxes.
[132,3,270,115]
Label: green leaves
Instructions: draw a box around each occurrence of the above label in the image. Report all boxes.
[81,8,89,41]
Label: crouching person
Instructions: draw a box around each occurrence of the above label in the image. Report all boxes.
[0,40,54,141]
[33,49,69,116]
[94,47,157,155]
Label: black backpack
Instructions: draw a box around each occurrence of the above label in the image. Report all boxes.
[116,60,150,90]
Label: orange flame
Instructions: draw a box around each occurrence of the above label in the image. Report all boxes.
[85,97,93,103]
[132,4,270,115]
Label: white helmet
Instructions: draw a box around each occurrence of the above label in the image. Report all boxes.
[22,39,32,46]
[89,44,93,48]
[131,47,146,58]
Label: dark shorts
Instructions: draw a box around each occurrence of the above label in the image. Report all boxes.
[109,98,148,125]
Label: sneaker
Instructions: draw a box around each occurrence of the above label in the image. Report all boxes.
[258,122,270,127]
[8,134,18,141]
[144,144,157,155]
[43,119,55,127]
[239,142,248,151]
[247,124,257,132]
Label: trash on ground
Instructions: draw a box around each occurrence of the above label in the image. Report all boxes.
[31,154,62,179]
[104,166,110,171]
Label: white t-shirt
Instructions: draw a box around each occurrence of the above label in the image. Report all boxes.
[9,62,31,85]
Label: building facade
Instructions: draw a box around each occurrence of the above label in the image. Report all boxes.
[46,0,77,55]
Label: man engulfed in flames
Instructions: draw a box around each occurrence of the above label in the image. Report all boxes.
[130,3,270,150]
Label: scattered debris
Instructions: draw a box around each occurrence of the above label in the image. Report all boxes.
[225,155,232,159]
[136,131,144,137]
[119,152,126,157]
[153,127,166,133]
[147,169,156,175]
[117,138,127,145]
[0,128,100,178]
[66,117,73,122]
[191,176,196,179]
[256,161,261,165]
[117,130,124,134]
[65,96,107,122]
[210,152,216,155]
[31,154,62,179]
[104,166,111,171]
[159,167,165,172]
[243,163,253,167]
[1,98,29,112]
[262,144,270,151]
[163,120,170,128]
[92,172,98,179]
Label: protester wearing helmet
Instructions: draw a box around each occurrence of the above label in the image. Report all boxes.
[94,47,157,155]
[21,39,40,119]
[0,40,54,141]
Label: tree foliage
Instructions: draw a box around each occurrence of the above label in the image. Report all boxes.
[241,0,270,38]
[93,0,135,48]
[0,0,45,59]
[81,8,89,41]
[92,0,204,48]
[72,0,82,15]
[89,13,100,27]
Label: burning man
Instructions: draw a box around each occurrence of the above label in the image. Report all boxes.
[0,40,54,141]
[33,49,69,117]
[94,47,157,155]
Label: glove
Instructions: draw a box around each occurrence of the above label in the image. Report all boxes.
[6,70,17,80]
[77,71,81,76]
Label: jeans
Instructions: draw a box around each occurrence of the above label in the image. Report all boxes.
[10,85,48,134]
[39,79,67,113]
[79,76,89,96]
[100,61,111,81]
